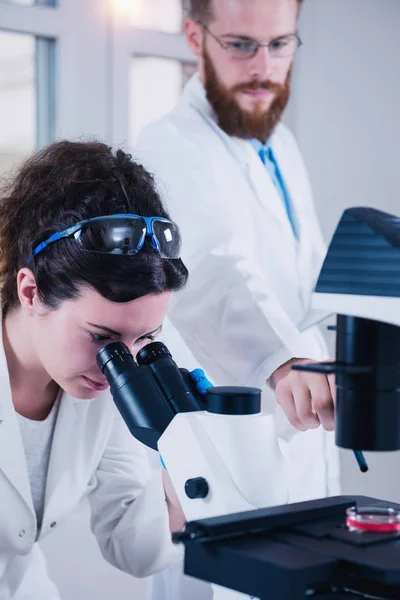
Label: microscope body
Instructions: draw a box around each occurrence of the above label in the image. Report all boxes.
[158,408,287,522]
[158,405,288,599]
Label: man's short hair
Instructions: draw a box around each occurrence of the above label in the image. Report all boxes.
[185,0,214,24]
[185,0,304,25]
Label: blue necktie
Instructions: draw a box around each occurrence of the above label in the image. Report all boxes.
[257,145,298,239]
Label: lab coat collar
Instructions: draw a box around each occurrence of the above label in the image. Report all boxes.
[0,322,35,515]
[43,394,94,525]
[183,74,257,169]
[182,73,284,169]
[182,72,214,120]
[0,314,9,423]
[182,74,298,240]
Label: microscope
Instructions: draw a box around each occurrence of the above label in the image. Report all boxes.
[97,207,400,600]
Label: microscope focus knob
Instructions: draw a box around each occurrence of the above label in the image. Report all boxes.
[185,477,209,499]
[206,386,261,415]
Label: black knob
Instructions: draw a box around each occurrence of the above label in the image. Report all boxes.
[206,386,261,415]
[185,477,209,499]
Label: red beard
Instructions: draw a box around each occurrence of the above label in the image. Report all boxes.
[204,49,292,142]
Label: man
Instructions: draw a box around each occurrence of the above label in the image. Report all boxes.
[137,0,340,596]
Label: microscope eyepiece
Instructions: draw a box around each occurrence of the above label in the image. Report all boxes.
[96,341,136,382]
[96,340,202,450]
[97,341,131,370]
[136,341,172,366]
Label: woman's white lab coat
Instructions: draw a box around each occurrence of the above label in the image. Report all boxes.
[0,332,181,599]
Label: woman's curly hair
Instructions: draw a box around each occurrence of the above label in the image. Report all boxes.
[0,140,188,315]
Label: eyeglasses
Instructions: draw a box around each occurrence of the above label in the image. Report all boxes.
[28,214,181,263]
[200,22,302,60]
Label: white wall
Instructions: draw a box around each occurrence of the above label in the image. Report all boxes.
[292,0,400,501]
[294,0,400,240]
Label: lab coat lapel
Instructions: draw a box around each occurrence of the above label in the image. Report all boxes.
[270,131,303,241]
[185,75,299,240]
[43,393,86,521]
[271,132,326,310]
[0,343,34,515]
[239,138,299,241]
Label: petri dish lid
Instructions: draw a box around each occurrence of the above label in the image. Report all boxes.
[346,505,400,532]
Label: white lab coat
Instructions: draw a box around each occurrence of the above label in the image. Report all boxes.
[0,328,181,599]
[136,74,340,600]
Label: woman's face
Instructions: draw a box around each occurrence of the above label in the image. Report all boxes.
[28,285,171,399]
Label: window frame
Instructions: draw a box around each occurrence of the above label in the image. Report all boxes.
[110,19,197,146]
[0,0,198,151]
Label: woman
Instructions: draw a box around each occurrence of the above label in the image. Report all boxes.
[0,140,188,599]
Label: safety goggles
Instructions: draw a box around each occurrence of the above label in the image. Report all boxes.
[28,214,181,263]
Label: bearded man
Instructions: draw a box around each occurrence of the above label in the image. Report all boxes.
[137,2,340,597]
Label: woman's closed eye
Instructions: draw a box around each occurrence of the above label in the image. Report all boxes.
[89,332,113,344]
[136,333,157,345]
[88,325,162,347]
[135,326,163,346]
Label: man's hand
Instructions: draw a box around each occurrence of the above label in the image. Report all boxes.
[268,358,336,432]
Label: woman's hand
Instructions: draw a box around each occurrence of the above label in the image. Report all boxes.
[162,468,186,533]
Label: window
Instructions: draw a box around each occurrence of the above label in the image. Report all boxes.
[0,31,35,175]
[129,56,196,144]
[0,30,55,176]
[1,0,197,159]
[117,0,183,33]
[6,0,56,5]
[111,0,196,146]
[5,0,35,4]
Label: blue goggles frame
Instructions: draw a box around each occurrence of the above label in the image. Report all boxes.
[28,214,181,263]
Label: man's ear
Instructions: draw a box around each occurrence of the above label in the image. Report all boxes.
[184,18,204,57]
[17,268,39,315]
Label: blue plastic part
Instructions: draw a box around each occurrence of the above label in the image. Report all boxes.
[190,368,214,395]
